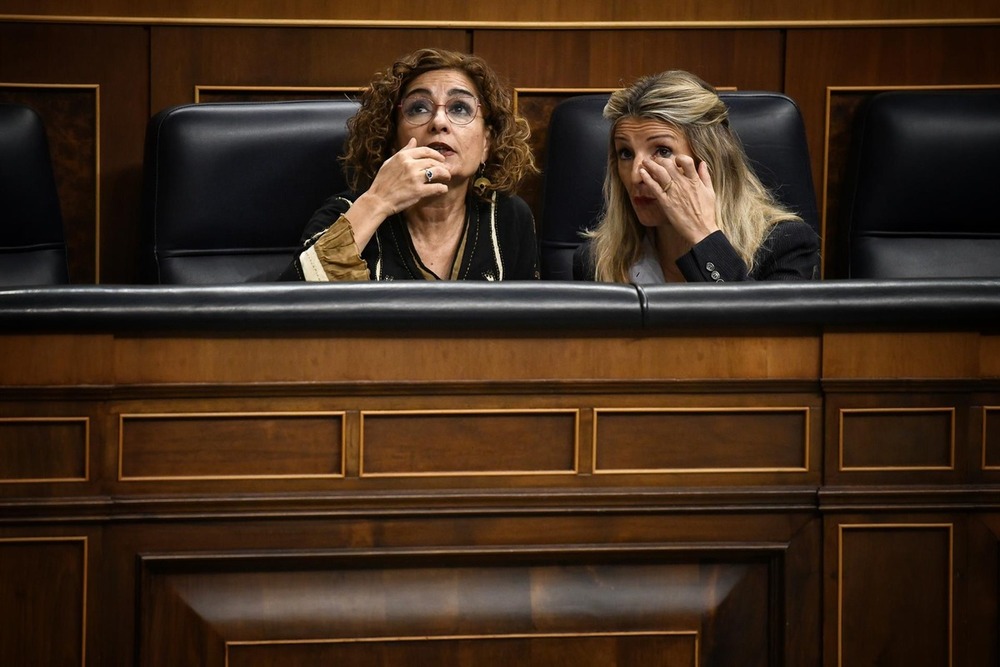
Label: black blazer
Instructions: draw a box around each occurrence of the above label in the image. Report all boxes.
[574,220,820,282]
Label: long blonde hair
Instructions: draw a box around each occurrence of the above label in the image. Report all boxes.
[587,70,801,282]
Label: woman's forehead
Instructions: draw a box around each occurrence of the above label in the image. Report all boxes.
[403,68,478,97]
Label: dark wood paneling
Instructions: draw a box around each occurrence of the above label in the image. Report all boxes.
[0,23,147,284]
[5,0,999,22]
[119,412,345,480]
[360,410,577,476]
[0,537,86,667]
[149,26,470,114]
[985,407,1000,469]
[139,548,774,667]
[832,522,952,667]
[825,393,973,486]
[594,408,809,472]
[784,26,1000,276]
[0,417,89,482]
[840,408,954,470]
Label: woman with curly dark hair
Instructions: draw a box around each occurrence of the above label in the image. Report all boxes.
[282,48,539,281]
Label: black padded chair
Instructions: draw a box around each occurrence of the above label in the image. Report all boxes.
[141,99,360,283]
[844,90,1000,279]
[539,92,819,280]
[0,103,69,285]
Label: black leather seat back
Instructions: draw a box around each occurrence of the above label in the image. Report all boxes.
[845,90,1000,278]
[539,92,818,280]
[141,100,360,283]
[0,103,69,286]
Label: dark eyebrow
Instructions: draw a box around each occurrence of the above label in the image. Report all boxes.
[403,87,476,98]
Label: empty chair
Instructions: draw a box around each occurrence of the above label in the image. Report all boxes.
[844,89,1000,278]
[140,99,360,283]
[0,103,69,285]
[539,92,819,280]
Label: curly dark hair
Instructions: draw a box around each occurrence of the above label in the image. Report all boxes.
[342,48,537,198]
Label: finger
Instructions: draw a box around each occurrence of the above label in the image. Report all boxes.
[697,160,713,189]
[422,165,453,186]
[639,167,669,195]
[674,155,697,179]
[640,158,671,187]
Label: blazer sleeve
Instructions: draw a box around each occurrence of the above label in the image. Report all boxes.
[676,220,820,282]
[278,194,364,281]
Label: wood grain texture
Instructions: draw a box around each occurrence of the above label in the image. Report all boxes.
[5,0,1000,22]
[150,26,470,113]
[0,537,87,667]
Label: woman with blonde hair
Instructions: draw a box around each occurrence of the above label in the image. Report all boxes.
[283,48,539,281]
[575,70,819,283]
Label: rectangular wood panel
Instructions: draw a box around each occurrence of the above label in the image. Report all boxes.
[360,410,578,476]
[140,549,772,667]
[839,408,954,471]
[0,537,86,667]
[119,412,344,480]
[594,408,809,473]
[984,407,1000,470]
[837,524,952,667]
[0,418,88,482]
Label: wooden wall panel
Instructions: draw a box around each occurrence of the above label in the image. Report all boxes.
[0,23,148,284]
[119,412,345,480]
[360,410,578,476]
[839,408,955,470]
[149,26,470,114]
[0,537,87,667]
[825,393,973,486]
[593,407,810,473]
[784,26,1000,276]
[4,0,998,22]
[832,522,952,667]
[0,417,89,483]
[139,548,774,667]
[985,407,1000,470]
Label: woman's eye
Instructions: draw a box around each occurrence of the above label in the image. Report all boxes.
[448,100,473,116]
[656,147,674,158]
[404,99,431,115]
[616,148,633,160]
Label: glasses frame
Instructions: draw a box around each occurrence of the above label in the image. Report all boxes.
[397,95,482,127]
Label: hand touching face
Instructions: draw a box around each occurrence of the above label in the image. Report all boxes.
[395,68,491,189]
[614,117,719,244]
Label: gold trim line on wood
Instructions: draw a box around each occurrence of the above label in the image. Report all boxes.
[983,406,1000,470]
[359,408,580,478]
[3,14,1000,29]
[226,628,700,647]
[117,410,347,482]
[0,83,101,282]
[592,406,811,475]
[0,535,88,667]
[837,407,956,472]
[837,523,953,667]
[0,416,90,484]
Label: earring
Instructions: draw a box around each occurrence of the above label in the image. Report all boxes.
[473,162,493,197]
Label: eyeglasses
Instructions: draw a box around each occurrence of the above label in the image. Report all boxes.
[398,94,481,126]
